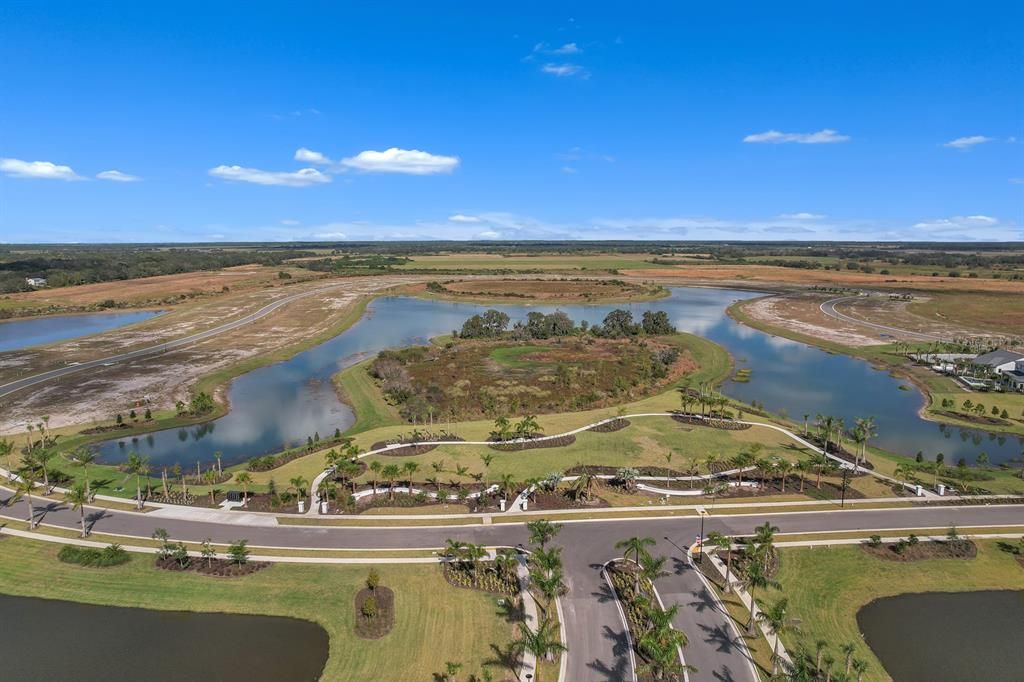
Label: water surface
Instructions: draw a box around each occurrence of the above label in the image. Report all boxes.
[0,310,162,353]
[95,288,1024,467]
[857,590,1024,681]
[0,593,328,681]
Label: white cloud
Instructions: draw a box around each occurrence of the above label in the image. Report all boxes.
[944,135,992,149]
[743,129,850,144]
[313,231,347,239]
[552,42,580,54]
[208,165,331,187]
[96,170,141,182]
[779,212,825,220]
[541,63,586,78]
[294,147,333,165]
[448,214,481,223]
[561,166,577,174]
[280,219,301,226]
[340,148,459,175]
[477,230,501,239]
[1010,178,1024,185]
[0,158,83,180]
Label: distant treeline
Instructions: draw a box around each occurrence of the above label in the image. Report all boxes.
[0,248,315,293]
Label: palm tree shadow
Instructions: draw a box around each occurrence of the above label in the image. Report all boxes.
[495,594,526,624]
[85,509,111,533]
[485,641,521,675]
[698,621,744,655]
[585,626,632,681]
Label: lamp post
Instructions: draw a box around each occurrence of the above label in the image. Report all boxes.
[696,506,709,562]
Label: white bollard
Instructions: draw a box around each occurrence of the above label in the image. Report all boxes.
[500,498,506,512]
[521,499,528,511]
[320,501,328,514]
[298,500,305,514]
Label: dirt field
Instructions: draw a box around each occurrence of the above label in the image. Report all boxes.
[0,275,428,433]
[1,265,319,311]
[402,278,667,303]
[739,294,892,346]
[624,264,1024,293]
[396,253,663,271]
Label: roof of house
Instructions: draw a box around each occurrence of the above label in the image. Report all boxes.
[973,349,1024,367]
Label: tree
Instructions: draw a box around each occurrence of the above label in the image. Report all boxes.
[532,570,566,616]
[12,474,38,529]
[741,561,780,633]
[598,309,638,338]
[616,536,657,588]
[840,641,857,676]
[381,463,401,500]
[65,482,90,537]
[637,627,689,681]
[125,451,150,510]
[478,453,494,486]
[402,461,420,490]
[527,519,562,550]
[809,452,830,489]
[492,416,512,442]
[201,538,216,568]
[203,468,218,505]
[731,451,755,484]
[513,618,567,663]
[234,471,253,506]
[641,310,676,335]
[530,546,564,576]
[638,552,669,587]
[852,657,869,681]
[24,447,56,494]
[369,461,382,494]
[64,447,98,500]
[0,438,14,479]
[366,568,380,592]
[442,661,463,682]
[756,597,796,675]
[515,415,541,440]
[707,532,734,592]
[227,539,250,565]
[289,476,309,505]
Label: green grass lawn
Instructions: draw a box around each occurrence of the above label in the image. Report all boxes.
[0,535,517,681]
[768,540,1024,681]
[488,344,549,369]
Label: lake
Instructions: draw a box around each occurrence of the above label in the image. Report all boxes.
[857,590,1024,681]
[94,288,1024,467]
[0,593,328,681]
[0,310,162,353]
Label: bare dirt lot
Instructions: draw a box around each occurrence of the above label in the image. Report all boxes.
[740,294,891,346]
[0,275,427,433]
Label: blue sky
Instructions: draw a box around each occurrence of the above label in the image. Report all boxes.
[1,2,1021,243]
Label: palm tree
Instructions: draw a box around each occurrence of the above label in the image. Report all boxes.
[125,451,149,510]
[479,453,494,486]
[443,538,468,565]
[840,641,856,676]
[569,472,595,501]
[795,459,811,493]
[234,471,253,506]
[213,450,223,476]
[513,618,567,663]
[616,536,656,590]
[498,473,517,500]
[814,639,828,674]
[0,438,15,479]
[753,521,779,571]
[741,561,780,633]
[516,415,540,440]
[13,474,38,529]
[203,468,218,505]
[755,597,796,674]
[380,464,401,500]
[289,475,309,509]
[809,452,830,489]
[492,416,512,442]
[462,542,488,582]
[776,459,793,493]
[731,451,755,484]
[638,552,669,587]
[317,480,336,511]
[64,447,98,500]
[530,546,564,576]
[25,448,56,494]
[369,461,381,494]
[852,658,869,681]
[532,569,566,615]
[707,531,734,592]
[65,482,90,537]
[527,519,562,550]
[637,626,689,681]
[402,461,420,490]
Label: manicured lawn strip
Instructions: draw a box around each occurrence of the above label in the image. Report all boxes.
[279,516,484,527]
[0,535,514,682]
[768,541,1024,681]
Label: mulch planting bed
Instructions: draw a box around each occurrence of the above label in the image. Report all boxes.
[441,563,519,596]
[489,434,576,451]
[155,556,269,577]
[354,586,395,639]
[586,418,631,433]
[565,464,682,477]
[607,561,685,682]
[352,488,502,514]
[715,476,868,501]
[861,539,978,562]
[672,414,751,430]
[80,423,132,435]
[369,442,440,456]
[528,490,610,511]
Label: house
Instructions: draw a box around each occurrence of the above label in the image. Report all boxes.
[971,349,1024,375]
[24,277,47,287]
[1002,359,1024,393]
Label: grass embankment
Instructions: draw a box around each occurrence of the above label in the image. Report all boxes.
[768,540,1024,681]
[398,278,670,305]
[0,535,514,681]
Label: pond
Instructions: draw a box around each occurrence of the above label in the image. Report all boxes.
[0,310,162,353]
[0,593,329,681]
[94,288,1024,468]
[857,590,1024,681]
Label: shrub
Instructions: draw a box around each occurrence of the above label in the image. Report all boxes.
[908,534,920,546]
[228,539,250,565]
[361,595,378,618]
[58,543,131,567]
[366,568,380,592]
[867,535,882,548]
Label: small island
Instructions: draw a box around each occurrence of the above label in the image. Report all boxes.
[403,277,669,304]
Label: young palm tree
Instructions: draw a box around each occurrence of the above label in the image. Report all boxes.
[531,569,566,616]
[498,473,516,500]
[369,461,382,494]
[289,475,309,510]
[851,657,869,681]
[755,597,796,674]
[203,468,218,505]
[13,474,38,529]
[731,451,755,484]
[530,546,564,576]
[492,416,511,442]
[478,452,494,486]
[513,618,567,663]
[526,519,562,550]
[64,447,99,500]
[809,452,830,489]
[840,641,856,676]
[795,459,811,493]
[402,461,420,490]
[443,538,468,565]
[234,471,253,506]
[637,622,689,681]
[65,482,91,537]
[616,536,657,589]
[0,438,16,479]
[776,459,793,493]
[462,542,487,582]
[317,480,336,510]
[740,560,780,633]
[814,638,828,673]
[707,531,734,592]
[753,521,780,571]
[638,552,669,588]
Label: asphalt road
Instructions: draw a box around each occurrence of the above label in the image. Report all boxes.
[3,493,1020,682]
[0,281,357,398]
[820,296,946,342]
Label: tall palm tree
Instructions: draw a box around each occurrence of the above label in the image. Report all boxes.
[513,618,567,663]
[65,482,90,537]
[125,451,149,510]
[616,535,656,565]
[809,452,830,489]
[203,468,218,505]
[795,459,811,493]
[213,450,223,476]
[234,471,253,505]
[527,519,562,550]
[755,597,796,674]
[840,642,856,676]
[532,569,566,615]
[64,447,98,500]
[369,460,382,494]
[381,464,401,500]
[13,474,38,529]
[289,475,309,509]
[0,438,15,479]
[479,453,494,486]
[530,546,564,576]
[852,658,869,681]
[776,459,793,493]
[25,448,56,494]
[753,521,779,571]
[731,451,755,484]
[498,473,517,500]
[402,461,420,490]
[707,531,734,592]
[741,561,780,633]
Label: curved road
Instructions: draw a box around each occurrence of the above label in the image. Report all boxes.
[2,490,1019,681]
[820,296,947,342]
[0,280,364,398]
